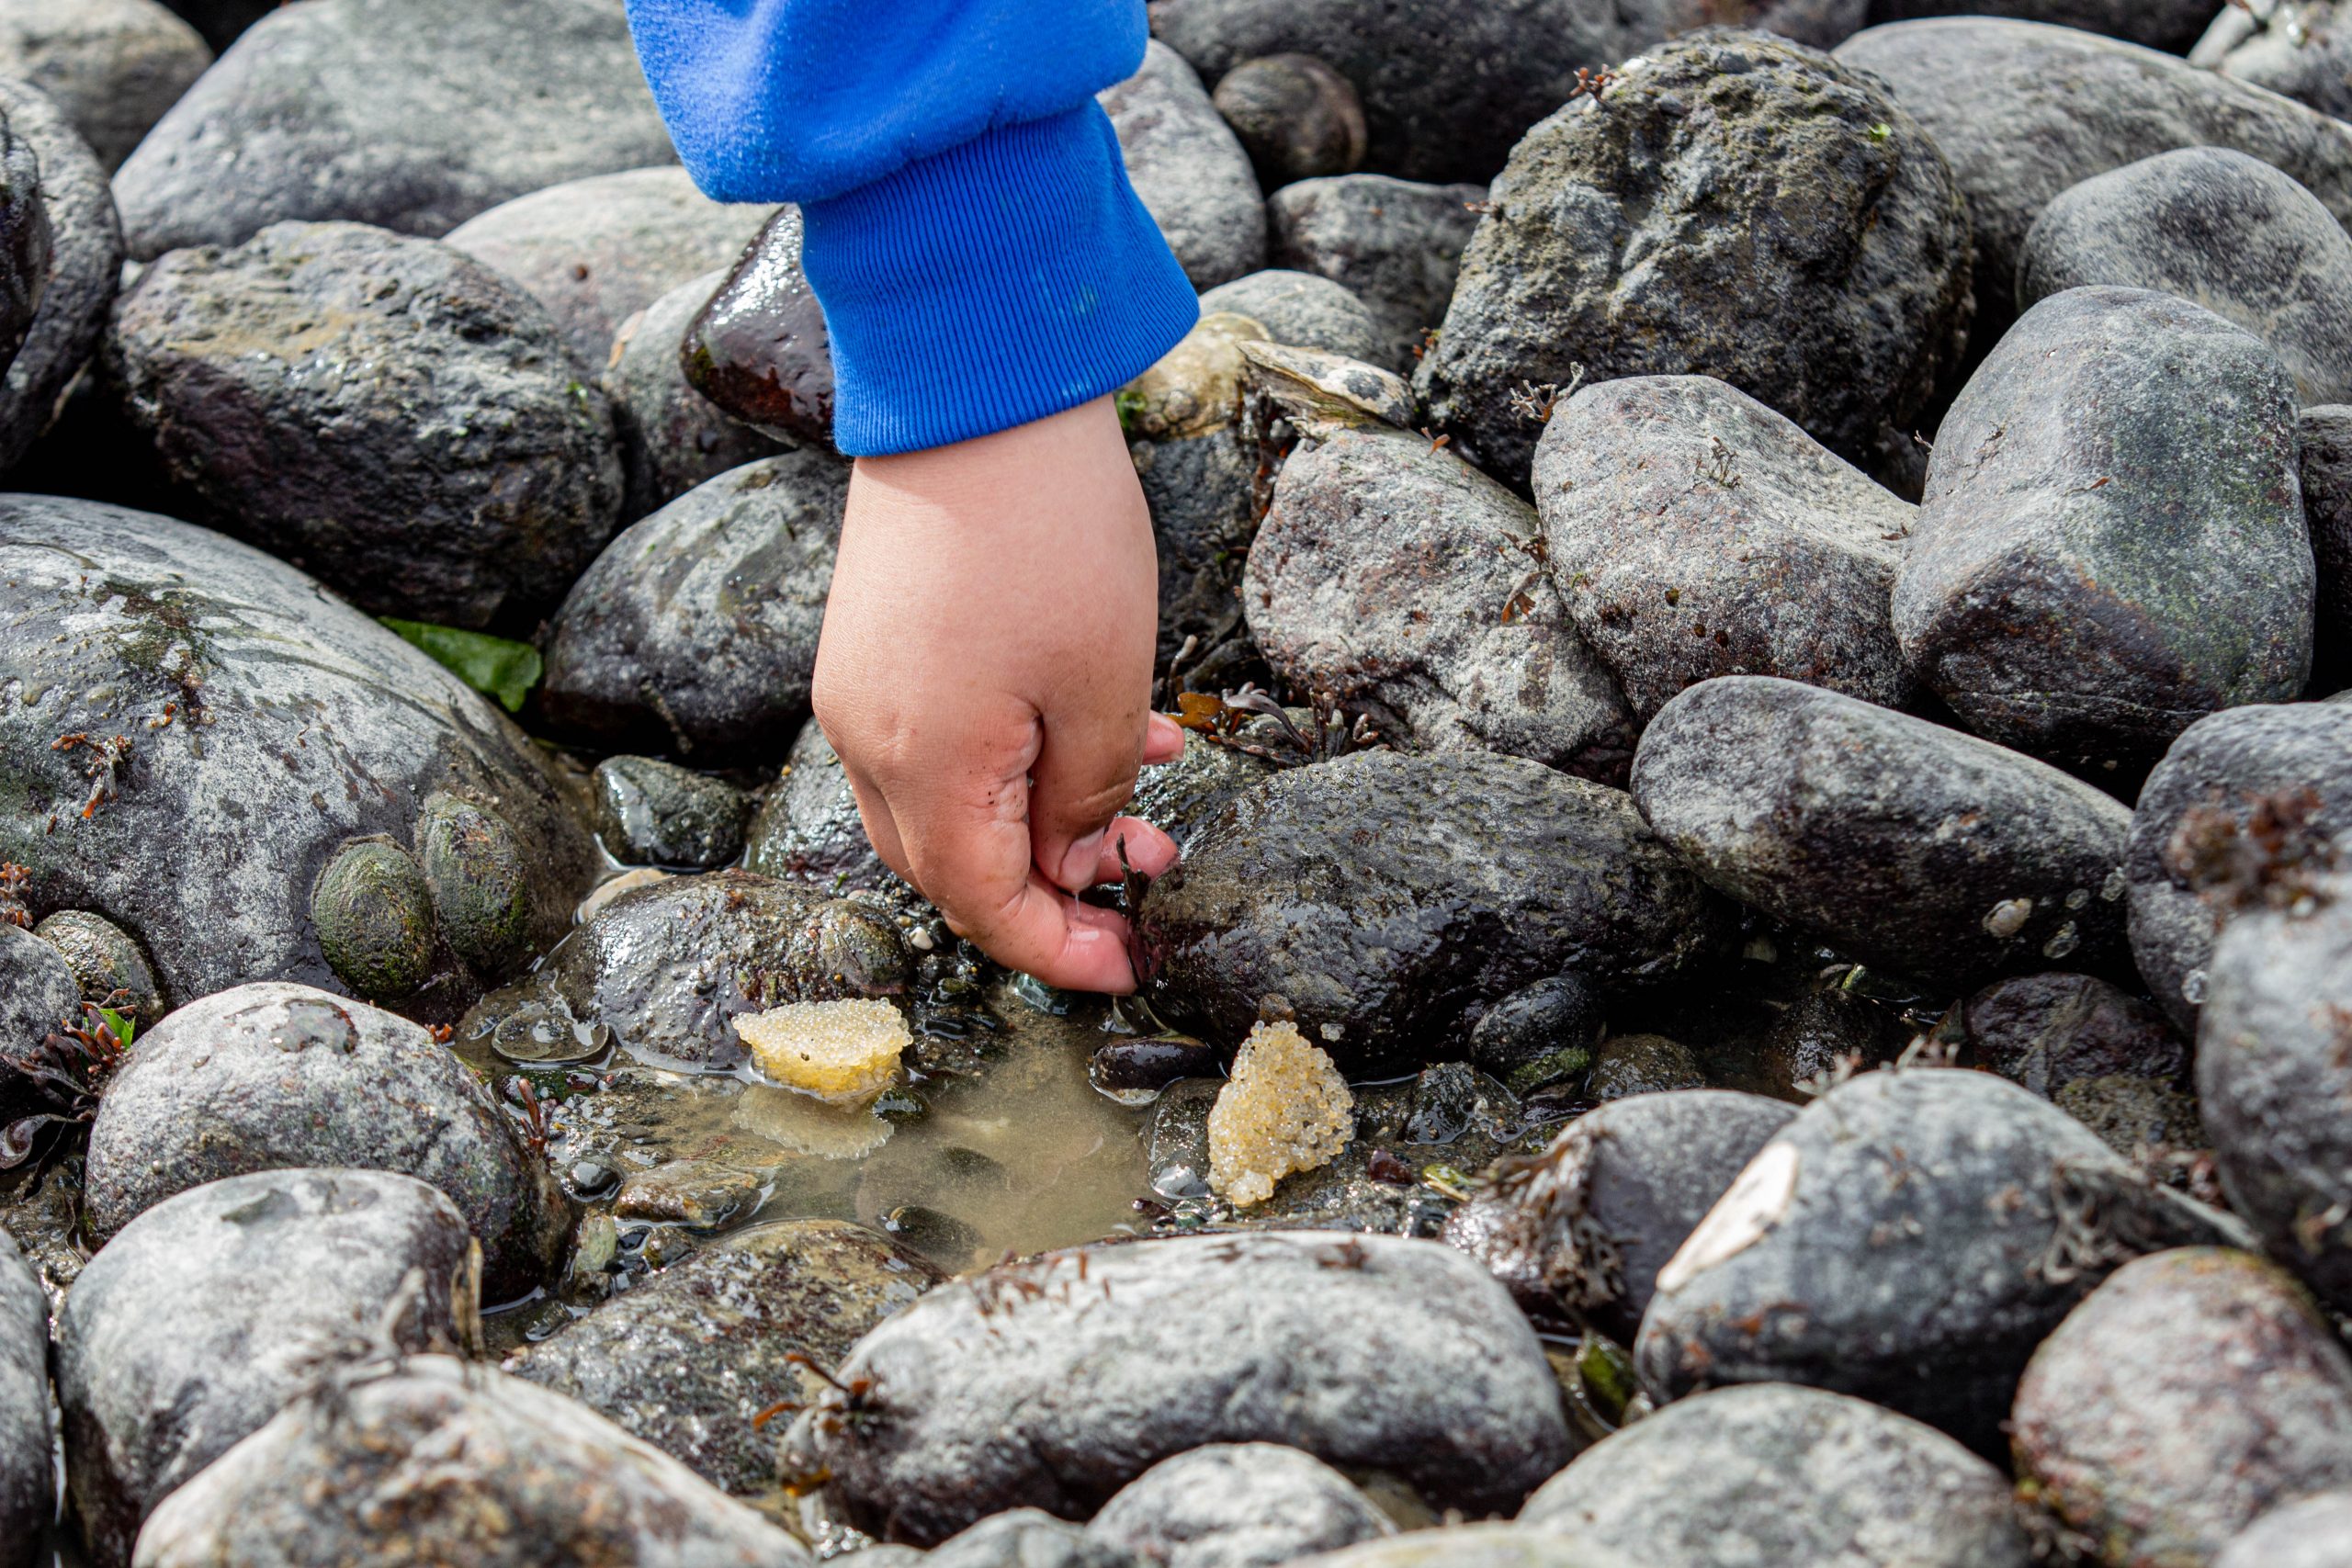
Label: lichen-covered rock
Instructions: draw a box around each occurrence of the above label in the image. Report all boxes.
[108,220,625,626]
[2214,1488,2352,1568]
[0,0,209,171]
[2195,2,2352,121]
[112,0,676,259]
[743,718,899,892]
[780,1232,1571,1543]
[309,839,436,1002]
[542,451,846,761]
[1519,1384,2034,1567]
[0,498,598,1017]
[603,266,786,521]
[1101,41,1263,290]
[505,1219,942,1496]
[1533,377,1915,720]
[1210,55,1363,187]
[0,1225,45,1568]
[0,98,49,385]
[1417,30,1972,488]
[57,1169,478,1567]
[1631,677,2135,990]
[444,167,775,370]
[2012,1249,2352,1567]
[1444,1089,1794,1338]
[30,910,161,1017]
[84,981,568,1299]
[1964,973,2188,1100]
[1266,174,1485,373]
[682,207,834,450]
[1088,1445,1394,1568]
[1208,1021,1353,1206]
[132,1356,808,1568]
[1247,423,1634,775]
[592,756,752,870]
[1136,750,1724,1073]
[1634,1069,2250,1450]
[0,77,124,475]
[1197,270,1379,366]
[2123,703,2352,1030]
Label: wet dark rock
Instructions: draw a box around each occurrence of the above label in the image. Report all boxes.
[1466,976,1605,1089]
[929,1512,1135,1568]
[2195,3,2352,121]
[1632,677,2135,991]
[2215,1489,2352,1568]
[1521,1384,2033,1567]
[2012,1249,2352,1566]
[1101,42,1264,290]
[1585,1034,1704,1103]
[743,719,899,892]
[780,1232,1571,1543]
[0,96,48,383]
[2052,1076,2202,1165]
[112,0,675,259]
[1635,1069,2250,1450]
[108,220,625,626]
[2122,703,2352,1030]
[309,838,436,1003]
[0,77,124,475]
[0,1224,43,1568]
[1758,985,1908,1096]
[1444,1089,1795,1338]
[1266,174,1485,374]
[1247,423,1634,776]
[1965,973,2188,1099]
[0,498,598,1016]
[1136,750,1724,1073]
[506,1218,942,1497]
[445,167,775,370]
[2019,151,2352,407]
[592,757,752,870]
[1197,269,1378,365]
[682,207,834,451]
[2307,407,2352,689]
[0,0,205,174]
[1125,734,1278,856]
[1417,30,1972,489]
[1212,55,1363,187]
[1533,377,1915,720]
[612,1158,761,1229]
[84,980,568,1298]
[1089,1035,1222,1100]
[460,870,910,1073]
[1834,18,2352,348]
[134,1356,808,1568]
[31,910,163,1019]
[56,1168,477,1567]
[542,451,847,762]
[604,267,787,521]
[1088,1444,1393,1568]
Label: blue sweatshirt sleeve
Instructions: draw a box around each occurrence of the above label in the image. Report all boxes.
[625,0,1200,456]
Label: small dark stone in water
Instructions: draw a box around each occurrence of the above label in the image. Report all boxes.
[591,756,752,870]
[1587,1033,1705,1102]
[570,1161,613,1194]
[1467,976,1604,1085]
[1402,1062,1516,1145]
[881,1204,981,1268]
[1090,1037,1222,1099]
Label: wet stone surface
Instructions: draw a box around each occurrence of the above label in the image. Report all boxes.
[592,756,752,870]
[1087,1444,1394,1568]
[0,1224,44,1565]
[0,75,124,477]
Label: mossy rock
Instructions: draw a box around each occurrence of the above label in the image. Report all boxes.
[311,839,436,1001]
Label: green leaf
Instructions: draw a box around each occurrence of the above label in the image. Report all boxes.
[94,1006,134,1048]
[379,618,543,713]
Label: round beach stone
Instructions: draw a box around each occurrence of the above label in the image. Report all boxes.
[1196,269,1379,366]
[0,77,124,476]
[603,267,785,521]
[1963,972,2188,1100]
[1868,0,2225,52]
[2214,1489,2352,1568]
[1267,174,1486,373]
[2197,2,2352,122]
[1288,1527,1636,1568]
[309,839,436,1002]
[0,1225,45,1567]
[742,718,899,892]
[1088,1445,1393,1568]
[0,0,209,171]
[591,756,752,870]
[681,207,834,450]
[0,97,48,384]
[413,793,535,981]
[31,910,162,1018]
[1101,41,1264,290]
[0,923,80,1063]
[1211,54,1363,186]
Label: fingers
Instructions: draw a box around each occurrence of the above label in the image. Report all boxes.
[1089,816,1180,886]
[1143,712,1186,765]
[1030,699,1155,895]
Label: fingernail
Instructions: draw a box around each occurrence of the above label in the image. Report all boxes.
[1057,829,1106,890]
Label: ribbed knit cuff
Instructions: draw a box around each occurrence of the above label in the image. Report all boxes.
[800,102,1201,456]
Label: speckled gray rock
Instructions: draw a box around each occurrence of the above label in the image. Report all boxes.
[1267,174,1485,373]
[1102,42,1263,290]
[57,1169,477,1568]
[2214,1488,2352,1568]
[1444,1089,1795,1337]
[0,1225,45,1568]
[1964,973,2188,1100]
[0,0,208,171]
[2195,3,2352,122]
[603,267,786,521]
[445,167,775,369]
[1632,677,2136,990]
[2013,1249,2352,1567]
[0,497,597,1019]
[112,0,675,260]
[1634,1069,2250,1450]
[1534,377,1915,720]
[0,922,77,1057]
[932,1512,1134,1568]
[1197,269,1378,365]
[780,1232,1572,1544]
[1834,19,2352,347]
[133,1356,808,1568]
[1088,1445,1393,1568]
[84,982,568,1299]
[31,911,160,1020]
[1287,1527,1636,1568]
[1211,55,1363,187]
[682,207,833,451]
[592,757,752,870]
[1247,423,1634,777]
[1417,30,1973,489]
[1136,750,1725,1073]
[1126,734,1278,857]
[2302,407,2352,687]
[2123,703,2352,1030]
[108,220,625,626]
[0,78,123,475]
[1520,1384,2034,1568]
[506,1219,942,1497]
[1865,0,2221,51]
[743,719,898,892]
[2019,151,2352,407]
[0,98,48,385]
[542,452,842,761]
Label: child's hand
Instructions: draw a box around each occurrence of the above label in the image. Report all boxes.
[812,396,1184,993]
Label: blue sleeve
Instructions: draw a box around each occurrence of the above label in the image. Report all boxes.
[626,0,1200,456]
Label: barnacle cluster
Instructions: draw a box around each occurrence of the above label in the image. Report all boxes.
[1207,1020,1355,1207]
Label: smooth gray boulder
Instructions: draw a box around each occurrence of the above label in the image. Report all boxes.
[1211,54,1364,188]
[2012,1249,2352,1566]
[0,77,124,474]
[1533,376,1915,720]
[2195,2,2352,122]
[0,1225,45,1568]
[1088,1446,1393,1568]
[929,1513,1133,1568]
[1197,269,1378,366]
[780,1233,1572,1544]
[132,1357,808,1568]
[542,450,845,762]
[57,1169,478,1567]
[1865,0,2222,51]
[1417,29,1972,488]
[84,982,568,1299]
[1632,677,2135,990]
[2215,1489,2352,1568]
[1246,423,1635,776]
[112,0,676,259]
[1267,175,1485,372]
[602,267,786,521]
[0,0,209,171]
[743,718,899,893]
[1102,41,1263,290]
[1894,288,2311,778]
[1519,1384,2034,1567]
[0,95,48,384]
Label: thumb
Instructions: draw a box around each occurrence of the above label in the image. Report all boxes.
[1029,698,1150,893]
